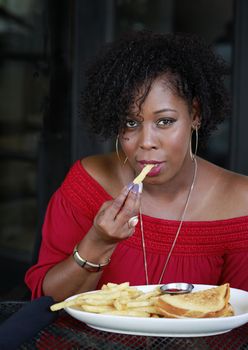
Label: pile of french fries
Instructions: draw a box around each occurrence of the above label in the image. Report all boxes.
[50,282,164,317]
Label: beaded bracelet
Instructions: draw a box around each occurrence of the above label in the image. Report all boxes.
[73,244,111,272]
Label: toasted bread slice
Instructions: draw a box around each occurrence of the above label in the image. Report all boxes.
[204,303,234,318]
[156,284,233,318]
[156,302,234,318]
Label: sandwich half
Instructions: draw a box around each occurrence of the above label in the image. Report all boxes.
[156,283,234,318]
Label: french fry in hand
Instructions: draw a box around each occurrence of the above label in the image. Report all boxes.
[133,164,155,184]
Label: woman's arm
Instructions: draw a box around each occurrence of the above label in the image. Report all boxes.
[26,181,140,301]
[42,225,117,301]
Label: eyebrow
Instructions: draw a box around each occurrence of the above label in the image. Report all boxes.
[128,108,177,120]
[154,108,177,114]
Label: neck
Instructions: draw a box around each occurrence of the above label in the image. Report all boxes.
[141,157,197,220]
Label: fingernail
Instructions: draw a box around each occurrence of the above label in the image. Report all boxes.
[128,216,139,228]
[138,183,143,193]
[123,183,133,195]
[127,182,134,191]
[131,217,139,226]
[131,184,139,194]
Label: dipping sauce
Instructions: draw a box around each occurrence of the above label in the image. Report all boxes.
[160,282,194,294]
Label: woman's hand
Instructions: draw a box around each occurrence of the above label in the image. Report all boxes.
[42,185,141,301]
[92,183,141,243]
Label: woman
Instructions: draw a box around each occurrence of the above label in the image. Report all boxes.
[25,31,248,301]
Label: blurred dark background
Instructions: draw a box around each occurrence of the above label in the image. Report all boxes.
[0,0,247,300]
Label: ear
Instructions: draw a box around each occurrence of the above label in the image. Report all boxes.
[191,98,201,129]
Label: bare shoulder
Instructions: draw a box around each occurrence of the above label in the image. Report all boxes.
[198,158,248,218]
[81,152,117,183]
[223,169,248,217]
[223,168,248,203]
[81,153,124,196]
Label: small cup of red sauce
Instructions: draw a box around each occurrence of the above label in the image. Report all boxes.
[160,282,194,294]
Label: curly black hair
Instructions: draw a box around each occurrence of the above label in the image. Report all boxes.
[80,30,230,145]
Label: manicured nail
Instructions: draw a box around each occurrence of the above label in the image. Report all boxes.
[128,216,139,228]
[123,183,133,195]
[131,217,139,226]
[131,184,139,194]
[127,182,134,191]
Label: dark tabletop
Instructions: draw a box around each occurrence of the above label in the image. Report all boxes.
[1,301,248,349]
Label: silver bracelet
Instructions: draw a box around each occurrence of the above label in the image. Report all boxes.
[73,244,111,272]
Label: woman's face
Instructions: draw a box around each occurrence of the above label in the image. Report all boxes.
[120,78,199,184]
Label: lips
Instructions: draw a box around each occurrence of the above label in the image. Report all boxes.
[139,160,163,165]
[138,160,163,168]
[137,160,164,177]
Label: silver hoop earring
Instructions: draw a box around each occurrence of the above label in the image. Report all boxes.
[115,134,128,165]
[115,135,121,163]
[190,128,199,161]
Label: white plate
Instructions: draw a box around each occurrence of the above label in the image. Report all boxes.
[64,284,248,337]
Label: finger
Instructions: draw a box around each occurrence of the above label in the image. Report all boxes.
[127,216,139,229]
[95,200,116,224]
[127,227,136,237]
[99,200,113,212]
[133,185,142,213]
[96,182,131,218]
[126,214,139,238]
[94,184,141,241]
[94,184,133,232]
[115,185,141,225]
[106,184,134,219]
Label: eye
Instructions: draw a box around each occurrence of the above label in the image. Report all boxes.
[156,118,175,128]
[125,119,139,129]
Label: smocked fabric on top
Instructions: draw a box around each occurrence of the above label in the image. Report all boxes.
[25,160,248,298]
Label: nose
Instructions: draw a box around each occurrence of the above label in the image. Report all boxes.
[139,124,158,150]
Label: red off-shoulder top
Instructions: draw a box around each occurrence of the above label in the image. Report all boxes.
[25,160,248,298]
